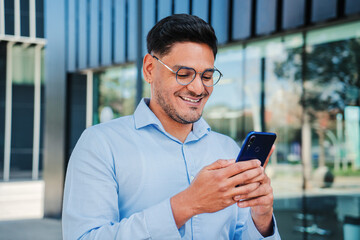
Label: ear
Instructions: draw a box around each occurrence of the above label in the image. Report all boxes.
[143,54,154,84]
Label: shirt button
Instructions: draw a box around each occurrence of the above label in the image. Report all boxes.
[190,176,194,182]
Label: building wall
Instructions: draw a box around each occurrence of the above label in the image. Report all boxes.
[6,0,359,238]
[0,0,45,182]
[63,0,360,73]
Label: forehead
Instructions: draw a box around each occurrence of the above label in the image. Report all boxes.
[162,42,215,68]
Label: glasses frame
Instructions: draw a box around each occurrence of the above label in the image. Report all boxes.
[151,55,223,87]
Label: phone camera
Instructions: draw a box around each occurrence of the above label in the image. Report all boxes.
[249,135,256,144]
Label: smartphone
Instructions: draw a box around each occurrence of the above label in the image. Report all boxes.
[236,131,277,166]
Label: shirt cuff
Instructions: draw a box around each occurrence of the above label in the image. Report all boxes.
[144,198,181,239]
[246,213,281,239]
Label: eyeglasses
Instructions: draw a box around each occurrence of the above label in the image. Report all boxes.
[152,55,222,87]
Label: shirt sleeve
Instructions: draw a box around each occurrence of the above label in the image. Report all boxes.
[234,208,281,240]
[62,127,181,240]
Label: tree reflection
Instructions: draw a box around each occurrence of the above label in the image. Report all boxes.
[274,38,360,187]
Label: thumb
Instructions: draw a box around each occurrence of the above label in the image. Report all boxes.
[206,159,235,170]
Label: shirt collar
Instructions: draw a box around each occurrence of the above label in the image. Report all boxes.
[134,98,211,141]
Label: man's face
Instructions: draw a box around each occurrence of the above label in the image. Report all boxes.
[149,42,215,124]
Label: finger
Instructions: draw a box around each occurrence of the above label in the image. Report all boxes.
[263,145,276,169]
[237,194,274,208]
[205,159,235,171]
[236,181,272,202]
[242,167,267,184]
[228,166,263,187]
[231,182,261,201]
[222,160,261,178]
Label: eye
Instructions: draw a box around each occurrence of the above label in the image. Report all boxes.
[177,68,195,79]
[202,70,214,81]
[178,73,191,78]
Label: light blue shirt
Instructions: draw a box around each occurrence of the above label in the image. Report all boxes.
[62,98,281,240]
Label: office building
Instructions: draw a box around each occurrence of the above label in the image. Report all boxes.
[1,0,360,238]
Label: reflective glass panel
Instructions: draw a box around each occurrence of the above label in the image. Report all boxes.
[243,41,264,133]
[266,34,303,165]
[10,45,35,179]
[300,21,360,239]
[204,45,245,143]
[96,64,136,123]
[204,21,360,239]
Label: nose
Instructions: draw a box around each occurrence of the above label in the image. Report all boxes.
[186,73,206,95]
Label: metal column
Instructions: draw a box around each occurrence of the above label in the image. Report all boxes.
[0,0,4,36]
[135,0,143,106]
[32,45,43,180]
[14,0,20,36]
[3,42,14,181]
[29,0,36,38]
[43,0,66,218]
[86,71,93,128]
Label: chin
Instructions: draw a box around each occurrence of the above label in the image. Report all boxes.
[177,112,202,124]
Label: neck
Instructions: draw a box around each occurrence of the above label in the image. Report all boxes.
[164,120,192,143]
[149,101,193,143]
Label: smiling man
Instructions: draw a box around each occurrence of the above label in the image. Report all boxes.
[146,41,214,142]
[62,14,281,240]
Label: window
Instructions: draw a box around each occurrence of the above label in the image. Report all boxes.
[205,21,360,239]
[204,45,245,142]
[96,64,137,124]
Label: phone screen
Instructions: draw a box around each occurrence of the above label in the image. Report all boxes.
[236,131,277,166]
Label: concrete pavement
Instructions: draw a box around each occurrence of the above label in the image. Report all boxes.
[0,180,61,240]
[0,218,62,240]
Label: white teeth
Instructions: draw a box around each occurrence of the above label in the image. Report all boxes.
[182,97,200,103]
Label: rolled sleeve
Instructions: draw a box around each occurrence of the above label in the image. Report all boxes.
[245,214,281,239]
[235,208,281,240]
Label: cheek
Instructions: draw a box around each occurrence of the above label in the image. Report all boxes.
[152,78,174,100]
[205,87,213,98]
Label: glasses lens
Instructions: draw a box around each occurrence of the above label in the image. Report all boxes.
[202,69,221,87]
[176,67,196,85]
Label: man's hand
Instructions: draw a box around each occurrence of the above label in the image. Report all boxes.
[233,145,276,236]
[170,158,265,228]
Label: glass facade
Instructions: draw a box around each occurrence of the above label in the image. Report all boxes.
[93,64,150,124]
[4,0,14,35]
[1,0,45,181]
[203,21,360,239]
[0,43,45,180]
[95,64,137,123]
[204,45,245,142]
[66,73,87,161]
[10,45,36,179]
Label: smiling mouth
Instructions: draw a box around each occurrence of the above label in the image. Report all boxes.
[180,96,201,103]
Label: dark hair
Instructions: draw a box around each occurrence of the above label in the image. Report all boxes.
[147,14,218,58]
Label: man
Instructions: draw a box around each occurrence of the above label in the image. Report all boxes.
[62,14,281,239]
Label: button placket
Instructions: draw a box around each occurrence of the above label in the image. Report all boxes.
[182,143,196,184]
[190,175,195,182]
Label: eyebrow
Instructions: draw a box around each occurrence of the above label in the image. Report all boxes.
[173,64,215,71]
[173,64,184,69]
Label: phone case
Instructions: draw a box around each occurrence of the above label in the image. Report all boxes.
[236,131,277,166]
